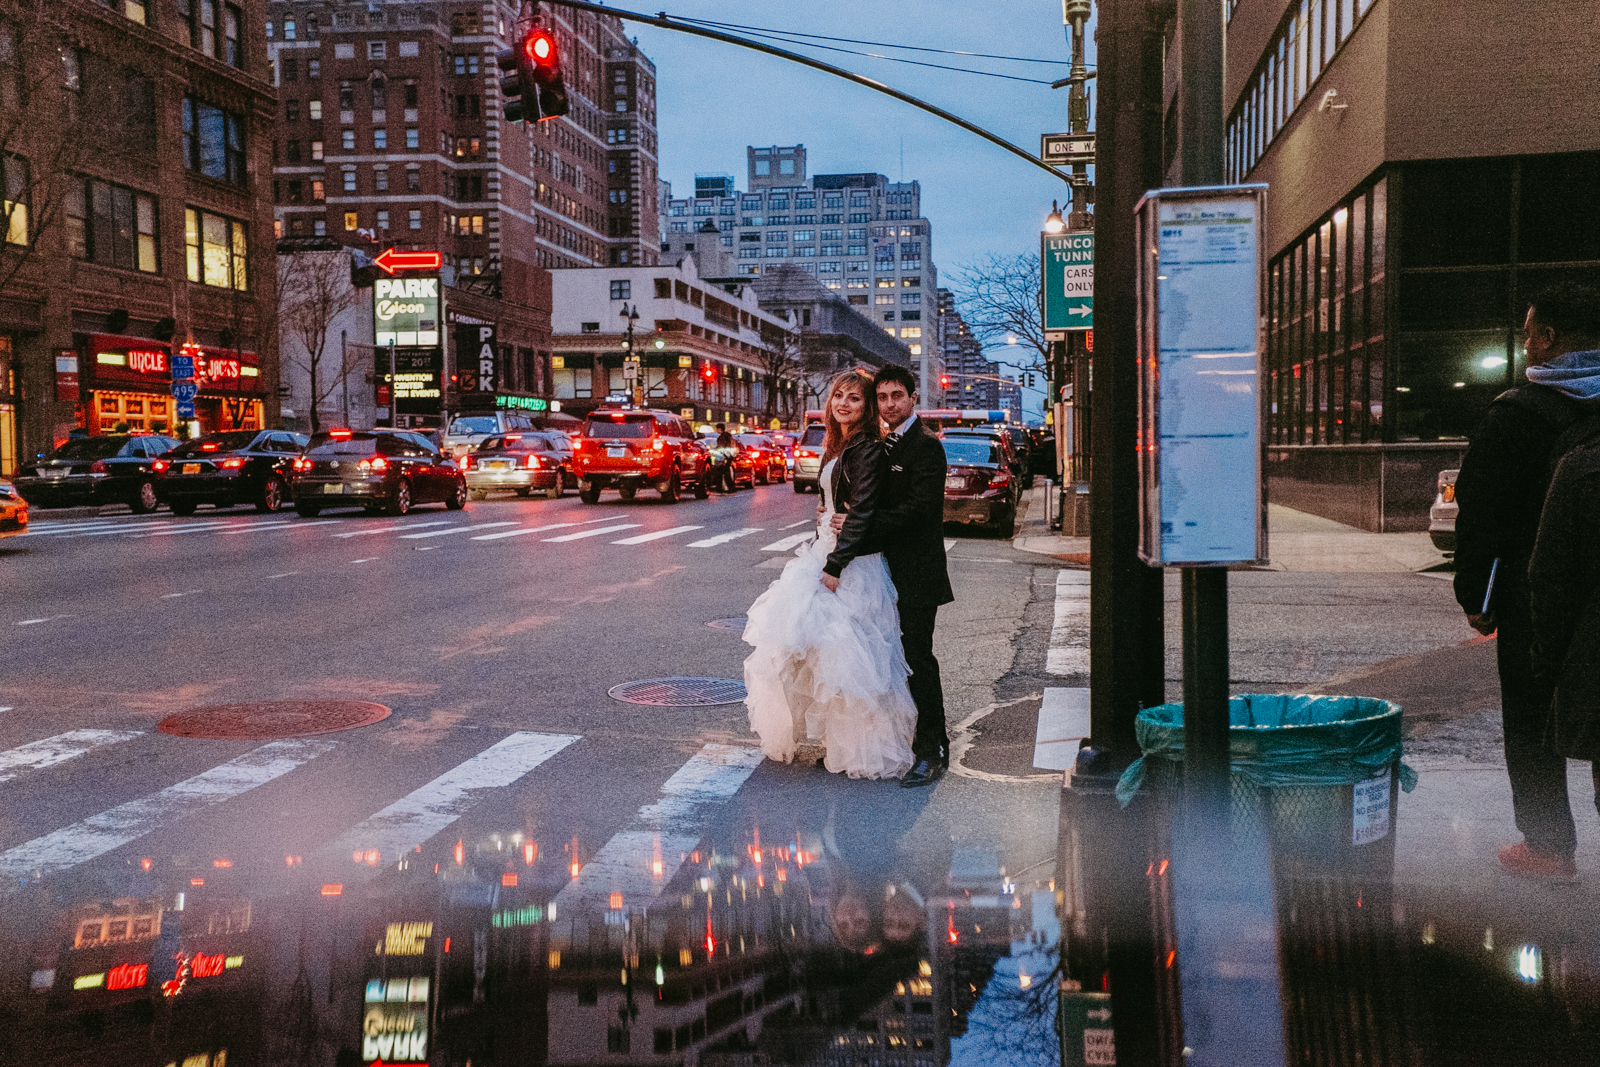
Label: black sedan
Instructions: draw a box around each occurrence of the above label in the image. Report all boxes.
[940,434,1017,537]
[289,429,467,517]
[463,433,567,500]
[13,433,181,513]
[153,430,310,515]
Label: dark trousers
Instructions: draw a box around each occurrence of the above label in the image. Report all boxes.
[1496,577,1578,858]
[899,602,948,763]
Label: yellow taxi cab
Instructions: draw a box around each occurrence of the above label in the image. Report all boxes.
[0,478,29,540]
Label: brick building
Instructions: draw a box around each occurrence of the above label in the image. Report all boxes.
[0,0,279,472]
[264,0,658,427]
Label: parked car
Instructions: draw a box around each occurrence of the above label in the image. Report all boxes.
[697,433,759,491]
[572,408,709,504]
[441,411,539,459]
[14,433,181,513]
[463,433,568,500]
[791,423,826,493]
[943,425,1032,490]
[0,478,28,540]
[289,429,466,517]
[736,434,788,484]
[1429,468,1458,553]
[153,430,310,515]
[940,434,1018,537]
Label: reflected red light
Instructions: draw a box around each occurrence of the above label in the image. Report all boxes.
[502,873,519,887]
[320,883,342,896]
[140,857,153,871]
[691,851,700,864]
[443,937,451,953]
[523,842,537,865]
[609,892,624,910]
[454,839,465,866]
[570,861,581,877]
[190,877,204,886]
[752,849,762,865]
[285,855,302,866]
[213,859,232,868]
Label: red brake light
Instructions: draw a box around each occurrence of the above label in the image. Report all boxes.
[525,453,542,469]
[90,459,107,474]
[292,457,312,472]
[610,413,625,420]
[989,469,1012,487]
[329,429,353,440]
[200,443,219,452]
[652,438,665,451]
[460,454,473,470]
[357,455,388,473]
[152,460,169,472]
[220,457,245,469]
[505,434,522,441]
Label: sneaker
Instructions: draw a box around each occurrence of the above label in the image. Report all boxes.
[1497,840,1577,881]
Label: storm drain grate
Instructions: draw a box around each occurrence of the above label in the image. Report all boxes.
[608,677,748,707]
[157,700,392,739]
[707,617,748,631]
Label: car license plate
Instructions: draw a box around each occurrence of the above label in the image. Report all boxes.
[607,447,627,458]
[322,483,344,494]
[946,474,966,489]
[488,460,512,470]
[182,463,201,474]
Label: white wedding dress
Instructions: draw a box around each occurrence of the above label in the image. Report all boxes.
[743,458,917,779]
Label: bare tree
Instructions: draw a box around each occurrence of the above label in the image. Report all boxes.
[0,7,141,302]
[277,248,361,433]
[949,253,1053,378]
[757,337,807,423]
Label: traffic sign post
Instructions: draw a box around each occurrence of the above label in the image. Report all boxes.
[1043,231,1095,332]
[171,381,198,402]
[1042,131,1097,168]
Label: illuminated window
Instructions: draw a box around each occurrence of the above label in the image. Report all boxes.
[2,156,29,247]
[310,140,323,160]
[344,212,358,231]
[308,99,322,120]
[899,327,921,339]
[185,207,247,290]
[310,180,324,201]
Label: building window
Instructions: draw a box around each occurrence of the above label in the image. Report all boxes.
[408,209,422,230]
[285,139,301,163]
[398,41,419,57]
[374,168,388,192]
[406,166,421,191]
[796,246,816,257]
[377,210,389,229]
[899,327,922,339]
[180,0,243,65]
[767,231,787,243]
[285,99,300,122]
[342,171,356,192]
[876,295,894,305]
[368,41,387,60]
[313,218,325,235]
[280,57,296,83]
[62,177,157,272]
[308,99,322,120]
[181,98,246,185]
[282,17,295,40]
[821,244,842,256]
[405,128,419,149]
[610,280,631,300]
[311,180,325,200]
[901,293,920,304]
[344,212,358,231]
[184,207,246,289]
[763,248,785,258]
[373,129,387,150]
[308,59,320,78]
[818,262,840,273]
[311,140,324,160]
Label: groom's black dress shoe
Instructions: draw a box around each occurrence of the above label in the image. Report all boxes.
[900,759,944,788]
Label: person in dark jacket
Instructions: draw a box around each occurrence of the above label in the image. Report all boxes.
[1456,282,1600,879]
[1528,441,1600,839]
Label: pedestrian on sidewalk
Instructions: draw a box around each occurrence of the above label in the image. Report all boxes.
[1455,282,1600,880]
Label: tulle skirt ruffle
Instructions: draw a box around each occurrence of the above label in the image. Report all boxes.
[742,529,916,780]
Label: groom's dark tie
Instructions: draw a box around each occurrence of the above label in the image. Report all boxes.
[884,431,903,449]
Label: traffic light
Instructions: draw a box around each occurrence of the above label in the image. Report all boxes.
[499,26,571,123]
[939,375,950,389]
[496,43,526,123]
[702,362,717,382]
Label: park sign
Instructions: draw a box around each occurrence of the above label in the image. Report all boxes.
[1042,231,1094,332]
[374,276,440,347]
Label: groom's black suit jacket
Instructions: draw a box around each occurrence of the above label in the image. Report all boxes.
[873,419,954,608]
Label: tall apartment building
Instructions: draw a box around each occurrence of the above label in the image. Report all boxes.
[1211,0,1600,529]
[937,289,999,410]
[661,144,944,401]
[266,0,658,272]
[0,0,279,470]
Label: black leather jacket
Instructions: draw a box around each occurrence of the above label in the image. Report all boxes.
[822,433,886,579]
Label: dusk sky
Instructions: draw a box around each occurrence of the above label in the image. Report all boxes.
[624,1,1097,411]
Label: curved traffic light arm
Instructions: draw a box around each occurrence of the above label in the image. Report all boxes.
[541,0,1068,184]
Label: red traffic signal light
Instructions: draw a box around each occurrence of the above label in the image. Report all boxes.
[939,375,950,389]
[702,363,716,381]
[498,27,569,123]
[525,29,555,67]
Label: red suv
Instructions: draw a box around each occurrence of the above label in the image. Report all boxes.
[573,408,709,504]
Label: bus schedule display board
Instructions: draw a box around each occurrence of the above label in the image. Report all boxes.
[1135,185,1268,567]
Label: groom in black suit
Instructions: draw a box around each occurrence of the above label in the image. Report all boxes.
[847,365,954,787]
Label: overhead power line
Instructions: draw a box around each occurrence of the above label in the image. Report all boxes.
[673,18,1077,66]
[685,25,1063,84]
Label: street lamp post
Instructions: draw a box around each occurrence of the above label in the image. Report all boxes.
[620,303,642,407]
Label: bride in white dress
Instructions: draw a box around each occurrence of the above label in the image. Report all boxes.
[742,369,917,779]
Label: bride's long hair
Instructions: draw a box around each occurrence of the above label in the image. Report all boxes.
[821,368,882,463]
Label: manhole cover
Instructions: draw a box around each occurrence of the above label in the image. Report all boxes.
[157,701,392,739]
[608,677,748,707]
[707,617,747,630]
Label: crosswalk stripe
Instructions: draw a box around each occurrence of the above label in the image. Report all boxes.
[611,525,704,545]
[469,516,619,542]
[944,538,957,550]
[398,521,518,540]
[0,729,145,785]
[217,519,340,533]
[133,521,261,538]
[542,523,641,542]
[0,738,338,887]
[760,532,812,552]
[554,744,763,909]
[332,520,451,538]
[321,732,580,866]
[781,519,813,530]
[686,527,763,548]
[1047,569,1091,675]
[1035,687,1090,771]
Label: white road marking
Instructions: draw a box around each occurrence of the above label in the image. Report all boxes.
[611,525,704,545]
[0,707,12,715]
[470,517,617,541]
[216,519,339,534]
[554,744,764,910]
[542,523,641,542]
[398,522,518,540]
[415,546,440,551]
[351,558,379,564]
[1034,688,1091,772]
[1046,569,1091,675]
[760,533,813,552]
[945,538,958,551]
[781,519,813,530]
[159,590,203,599]
[322,732,580,865]
[0,729,145,784]
[26,517,178,534]
[0,739,338,886]
[133,521,254,538]
[686,527,764,548]
[333,520,452,538]
[267,572,299,579]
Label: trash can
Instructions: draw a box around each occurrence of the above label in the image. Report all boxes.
[1114,694,1417,880]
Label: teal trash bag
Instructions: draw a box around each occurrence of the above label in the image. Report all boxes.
[1114,694,1418,808]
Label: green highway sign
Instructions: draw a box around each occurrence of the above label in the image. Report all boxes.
[1042,231,1095,332]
